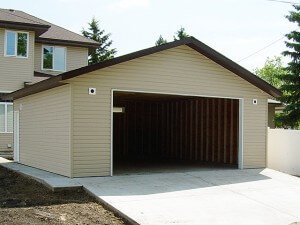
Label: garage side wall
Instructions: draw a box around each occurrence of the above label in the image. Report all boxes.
[14,85,72,177]
[70,45,269,177]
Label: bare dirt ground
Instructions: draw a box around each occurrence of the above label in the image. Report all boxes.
[0,167,125,225]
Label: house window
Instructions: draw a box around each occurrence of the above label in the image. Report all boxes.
[5,30,28,57]
[42,46,66,71]
[0,103,13,133]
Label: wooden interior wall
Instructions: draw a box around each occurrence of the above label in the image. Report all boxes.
[113,97,239,165]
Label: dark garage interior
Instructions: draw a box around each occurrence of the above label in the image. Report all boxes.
[113,91,239,174]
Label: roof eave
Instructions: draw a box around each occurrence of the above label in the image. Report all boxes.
[2,37,282,100]
[61,37,282,98]
[34,71,55,78]
[0,20,50,35]
[61,38,192,81]
[1,76,62,101]
[36,37,100,49]
[185,39,282,98]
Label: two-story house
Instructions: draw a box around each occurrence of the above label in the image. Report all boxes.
[0,8,99,157]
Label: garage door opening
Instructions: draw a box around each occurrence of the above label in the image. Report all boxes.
[113,91,240,175]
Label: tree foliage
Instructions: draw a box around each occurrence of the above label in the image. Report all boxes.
[279,5,300,128]
[155,35,168,46]
[254,56,286,89]
[155,27,190,45]
[82,17,116,65]
[173,27,190,40]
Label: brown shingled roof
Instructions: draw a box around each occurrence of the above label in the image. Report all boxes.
[0,8,99,48]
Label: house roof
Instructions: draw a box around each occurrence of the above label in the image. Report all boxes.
[0,8,99,48]
[2,37,282,100]
[268,99,283,106]
[268,99,281,104]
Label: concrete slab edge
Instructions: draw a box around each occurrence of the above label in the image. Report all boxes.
[0,164,83,192]
[1,164,139,224]
[83,186,140,225]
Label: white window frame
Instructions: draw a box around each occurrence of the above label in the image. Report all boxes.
[0,102,13,134]
[41,45,67,72]
[4,30,29,58]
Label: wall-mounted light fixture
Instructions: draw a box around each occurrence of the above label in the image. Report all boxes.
[88,87,96,95]
[113,107,125,113]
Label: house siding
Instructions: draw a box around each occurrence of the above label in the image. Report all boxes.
[14,85,71,177]
[0,28,35,92]
[34,43,88,76]
[0,133,13,153]
[268,104,276,128]
[69,45,269,177]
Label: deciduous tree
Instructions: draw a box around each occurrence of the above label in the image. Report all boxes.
[254,56,286,89]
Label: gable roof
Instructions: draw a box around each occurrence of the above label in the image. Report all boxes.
[2,37,282,100]
[0,8,99,48]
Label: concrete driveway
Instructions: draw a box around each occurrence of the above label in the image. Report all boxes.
[76,168,300,225]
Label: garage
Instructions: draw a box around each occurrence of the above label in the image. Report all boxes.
[113,91,240,174]
[5,37,281,178]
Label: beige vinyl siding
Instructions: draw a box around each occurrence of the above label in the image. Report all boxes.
[268,105,276,129]
[69,45,269,177]
[14,85,71,177]
[243,98,268,168]
[0,28,35,92]
[34,43,88,76]
[0,133,13,152]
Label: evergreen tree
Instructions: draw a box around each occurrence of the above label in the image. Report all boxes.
[154,27,190,45]
[82,17,116,64]
[174,27,190,40]
[280,5,300,128]
[155,35,168,46]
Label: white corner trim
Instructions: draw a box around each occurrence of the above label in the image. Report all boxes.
[238,98,244,169]
[110,89,114,176]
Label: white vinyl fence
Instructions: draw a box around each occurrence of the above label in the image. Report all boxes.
[268,128,300,176]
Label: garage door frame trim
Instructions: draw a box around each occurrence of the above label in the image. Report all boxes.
[110,89,244,176]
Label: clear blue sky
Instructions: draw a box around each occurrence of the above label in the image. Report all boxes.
[1,0,298,71]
